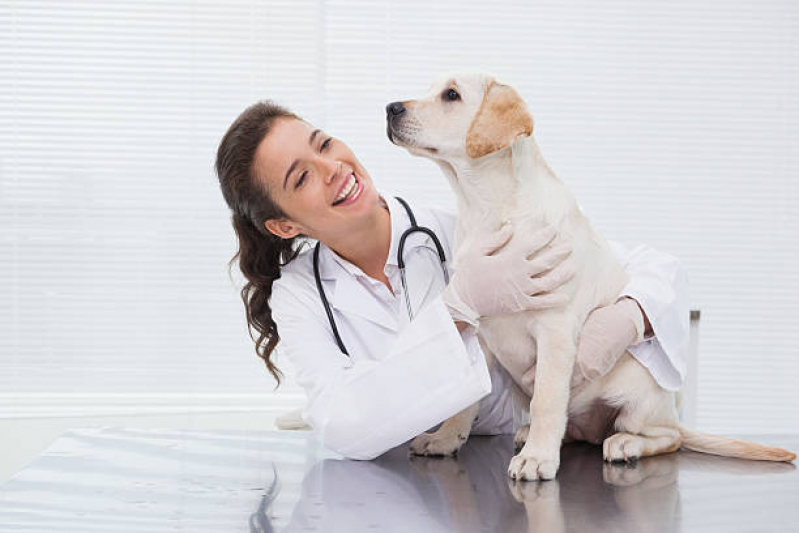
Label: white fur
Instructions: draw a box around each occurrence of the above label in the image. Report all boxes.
[392,71,682,480]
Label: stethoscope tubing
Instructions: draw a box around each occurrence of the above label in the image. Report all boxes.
[312,196,448,356]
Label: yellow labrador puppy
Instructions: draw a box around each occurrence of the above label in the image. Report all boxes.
[386,70,796,480]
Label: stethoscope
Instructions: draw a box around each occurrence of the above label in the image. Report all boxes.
[312,196,450,356]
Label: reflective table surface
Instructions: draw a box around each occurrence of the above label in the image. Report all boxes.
[0,428,796,532]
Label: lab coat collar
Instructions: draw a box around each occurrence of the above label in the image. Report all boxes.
[316,193,416,281]
[314,193,418,332]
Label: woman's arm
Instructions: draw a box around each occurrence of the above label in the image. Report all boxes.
[271,277,492,460]
[565,242,690,442]
[272,214,575,459]
[611,240,690,390]
[455,321,471,333]
[574,240,690,389]
[627,297,653,337]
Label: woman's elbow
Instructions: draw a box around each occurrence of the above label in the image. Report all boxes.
[313,405,386,460]
[322,423,384,460]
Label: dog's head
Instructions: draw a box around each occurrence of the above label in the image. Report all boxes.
[386,71,533,163]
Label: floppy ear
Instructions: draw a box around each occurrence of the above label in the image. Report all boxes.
[466,81,533,159]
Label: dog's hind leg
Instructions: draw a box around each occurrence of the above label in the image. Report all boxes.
[409,401,481,456]
[603,427,681,463]
[602,370,682,462]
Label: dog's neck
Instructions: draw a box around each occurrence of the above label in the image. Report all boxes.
[438,135,576,232]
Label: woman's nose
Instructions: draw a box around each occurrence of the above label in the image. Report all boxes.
[325,161,342,184]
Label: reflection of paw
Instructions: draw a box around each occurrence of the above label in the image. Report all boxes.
[508,475,566,533]
[409,454,464,478]
[409,431,467,456]
[602,461,644,486]
[603,452,680,489]
[603,433,644,463]
[508,447,560,481]
[514,425,530,451]
[507,475,560,502]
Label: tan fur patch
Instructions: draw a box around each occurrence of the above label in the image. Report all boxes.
[466,80,534,159]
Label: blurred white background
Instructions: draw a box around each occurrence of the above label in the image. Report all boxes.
[1,0,797,476]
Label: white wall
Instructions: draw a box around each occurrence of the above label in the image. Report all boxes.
[2,0,797,433]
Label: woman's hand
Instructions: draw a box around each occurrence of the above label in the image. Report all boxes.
[522,297,649,390]
[573,297,647,385]
[442,220,576,326]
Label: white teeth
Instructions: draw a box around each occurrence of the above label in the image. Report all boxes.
[334,173,357,204]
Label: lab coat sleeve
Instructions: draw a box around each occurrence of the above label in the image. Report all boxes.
[607,240,690,391]
[271,275,492,460]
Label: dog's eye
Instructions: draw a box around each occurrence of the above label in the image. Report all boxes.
[443,88,460,102]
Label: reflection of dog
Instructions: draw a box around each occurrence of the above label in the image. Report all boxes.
[509,444,684,533]
[387,71,797,480]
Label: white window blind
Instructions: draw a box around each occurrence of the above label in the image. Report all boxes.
[2,0,797,433]
[0,0,325,414]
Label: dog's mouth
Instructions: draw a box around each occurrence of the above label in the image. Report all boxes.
[386,124,438,153]
[386,123,397,144]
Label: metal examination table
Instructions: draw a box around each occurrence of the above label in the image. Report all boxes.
[0,428,796,532]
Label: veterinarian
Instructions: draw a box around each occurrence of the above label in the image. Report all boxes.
[215,101,690,460]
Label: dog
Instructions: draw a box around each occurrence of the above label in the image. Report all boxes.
[386,70,797,480]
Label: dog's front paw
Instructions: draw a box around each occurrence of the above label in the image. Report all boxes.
[409,431,467,456]
[508,446,560,481]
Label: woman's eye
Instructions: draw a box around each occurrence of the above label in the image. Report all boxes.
[321,137,332,150]
[444,88,460,101]
[296,171,307,188]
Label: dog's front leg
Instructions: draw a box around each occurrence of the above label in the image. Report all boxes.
[508,320,575,480]
[409,401,481,456]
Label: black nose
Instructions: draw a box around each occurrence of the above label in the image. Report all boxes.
[386,102,406,117]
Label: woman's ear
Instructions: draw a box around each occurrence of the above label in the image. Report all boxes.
[264,218,303,239]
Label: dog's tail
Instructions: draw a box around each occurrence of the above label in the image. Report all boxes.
[678,424,796,462]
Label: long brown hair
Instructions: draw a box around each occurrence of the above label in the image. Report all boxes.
[215,101,309,387]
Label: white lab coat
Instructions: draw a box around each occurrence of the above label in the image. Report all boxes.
[271,194,690,460]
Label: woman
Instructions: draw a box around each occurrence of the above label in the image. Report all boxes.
[215,100,689,460]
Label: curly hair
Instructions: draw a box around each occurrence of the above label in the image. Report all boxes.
[215,100,310,387]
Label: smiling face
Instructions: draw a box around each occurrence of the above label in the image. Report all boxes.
[254,117,381,241]
[386,71,533,165]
